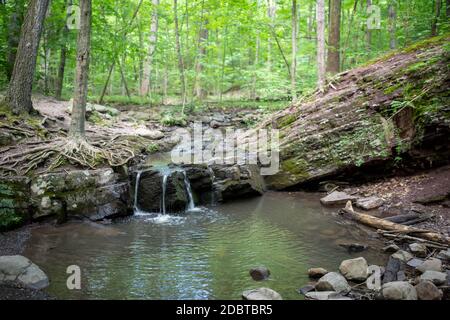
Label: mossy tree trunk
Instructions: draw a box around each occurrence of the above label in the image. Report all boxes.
[5,0,50,115]
[69,0,92,138]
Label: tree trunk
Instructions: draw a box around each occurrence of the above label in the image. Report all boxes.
[6,0,25,81]
[69,0,92,139]
[174,0,186,111]
[431,0,442,36]
[55,0,72,100]
[140,0,159,97]
[193,0,208,100]
[326,0,341,75]
[388,1,397,50]
[365,0,372,53]
[447,0,450,17]
[316,0,326,92]
[266,0,277,71]
[5,0,50,114]
[291,0,298,102]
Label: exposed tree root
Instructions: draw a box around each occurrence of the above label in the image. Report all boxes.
[0,136,136,176]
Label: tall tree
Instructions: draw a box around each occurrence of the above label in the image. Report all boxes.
[316,0,326,91]
[193,0,208,100]
[291,0,298,101]
[55,0,72,100]
[267,0,277,71]
[326,0,341,75]
[365,0,372,53]
[447,0,450,17]
[4,0,50,114]
[6,0,25,81]
[69,0,92,138]
[388,1,397,49]
[174,0,186,111]
[431,0,442,36]
[140,0,159,97]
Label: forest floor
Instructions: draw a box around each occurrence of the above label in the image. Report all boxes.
[343,165,450,236]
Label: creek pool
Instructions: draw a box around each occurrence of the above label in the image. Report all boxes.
[24,192,387,300]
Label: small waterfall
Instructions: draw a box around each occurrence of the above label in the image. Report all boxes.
[183,171,196,211]
[161,174,168,214]
[133,171,143,213]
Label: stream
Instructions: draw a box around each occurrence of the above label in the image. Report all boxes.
[23,191,388,300]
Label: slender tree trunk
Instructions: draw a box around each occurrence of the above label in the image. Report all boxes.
[388,1,397,50]
[326,0,341,75]
[140,0,159,97]
[69,0,92,138]
[341,0,358,70]
[193,0,207,100]
[431,0,442,36]
[174,0,186,111]
[5,0,50,114]
[6,0,25,81]
[316,0,326,92]
[365,0,372,54]
[55,0,72,100]
[291,0,298,102]
[266,0,277,71]
[447,0,450,17]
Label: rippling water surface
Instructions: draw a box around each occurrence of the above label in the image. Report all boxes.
[24,192,387,300]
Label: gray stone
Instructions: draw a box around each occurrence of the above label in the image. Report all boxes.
[338,243,368,253]
[436,249,450,262]
[339,257,369,282]
[415,280,443,300]
[392,250,413,263]
[419,271,447,285]
[0,255,49,290]
[242,288,282,300]
[356,196,384,210]
[381,281,418,300]
[298,285,315,295]
[316,272,351,294]
[308,267,328,278]
[249,267,270,281]
[305,291,352,300]
[406,258,424,269]
[408,243,427,258]
[397,271,407,282]
[320,192,357,206]
[416,258,442,273]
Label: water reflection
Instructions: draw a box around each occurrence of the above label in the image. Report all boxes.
[24,192,387,300]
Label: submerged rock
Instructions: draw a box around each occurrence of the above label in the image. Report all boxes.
[320,192,357,206]
[315,272,351,294]
[305,291,352,300]
[308,268,328,279]
[339,257,369,282]
[381,281,418,300]
[0,256,49,290]
[242,288,282,300]
[249,267,270,281]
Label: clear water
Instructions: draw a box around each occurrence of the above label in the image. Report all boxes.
[23,192,388,300]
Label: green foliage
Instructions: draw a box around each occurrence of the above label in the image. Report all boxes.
[160,111,187,127]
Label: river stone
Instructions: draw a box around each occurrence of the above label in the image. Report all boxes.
[316,272,351,294]
[419,271,447,285]
[392,250,413,263]
[416,258,442,273]
[409,243,427,258]
[338,243,368,253]
[356,197,384,210]
[308,268,328,278]
[305,291,352,300]
[436,249,450,262]
[249,267,270,281]
[0,256,49,290]
[320,192,357,206]
[407,258,424,269]
[298,285,315,295]
[242,288,282,300]
[415,280,443,300]
[339,257,369,282]
[383,244,400,253]
[381,281,418,300]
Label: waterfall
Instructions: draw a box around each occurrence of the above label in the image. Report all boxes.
[183,171,196,211]
[161,174,168,214]
[133,171,143,213]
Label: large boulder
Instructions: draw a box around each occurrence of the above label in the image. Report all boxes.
[339,257,369,282]
[0,256,49,290]
[381,281,417,300]
[416,258,442,273]
[263,37,450,190]
[242,288,282,300]
[409,243,428,258]
[316,272,351,294]
[0,177,31,231]
[419,271,447,285]
[308,268,328,279]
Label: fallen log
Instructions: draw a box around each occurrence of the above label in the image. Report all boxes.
[378,232,448,250]
[385,213,421,224]
[340,202,450,245]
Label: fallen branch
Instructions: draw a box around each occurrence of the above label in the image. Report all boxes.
[340,201,450,245]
